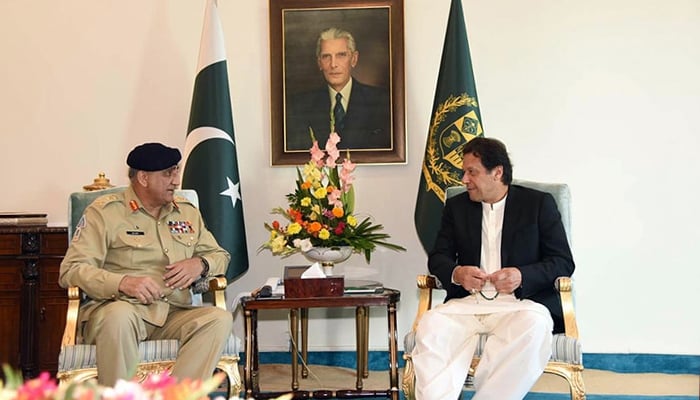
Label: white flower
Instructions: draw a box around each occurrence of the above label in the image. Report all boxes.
[102,379,148,399]
[293,238,313,252]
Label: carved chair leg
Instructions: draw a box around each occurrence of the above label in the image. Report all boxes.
[544,362,586,400]
[568,369,586,400]
[401,354,416,400]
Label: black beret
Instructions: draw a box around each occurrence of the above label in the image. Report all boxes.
[126,143,182,171]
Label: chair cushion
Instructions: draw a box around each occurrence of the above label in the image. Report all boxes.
[403,331,581,365]
[58,334,240,372]
[550,333,582,364]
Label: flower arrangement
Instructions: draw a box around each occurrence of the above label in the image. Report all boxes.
[260,131,405,262]
[0,367,224,400]
[0,365,292,400]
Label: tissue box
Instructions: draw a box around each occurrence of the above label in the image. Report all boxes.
[283,266,344,298]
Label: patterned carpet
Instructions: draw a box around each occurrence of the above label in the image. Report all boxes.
[236,364,699,400]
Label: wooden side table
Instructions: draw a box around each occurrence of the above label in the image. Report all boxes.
[0,226,68,380]
[240,289,401,400]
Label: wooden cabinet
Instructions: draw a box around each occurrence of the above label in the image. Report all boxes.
[0,226,68,380]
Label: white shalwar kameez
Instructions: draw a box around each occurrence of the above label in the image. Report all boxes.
[412,196,553,400]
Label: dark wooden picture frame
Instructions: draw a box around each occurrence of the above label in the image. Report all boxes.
[269,0,405,165]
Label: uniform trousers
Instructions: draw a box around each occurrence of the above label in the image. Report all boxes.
[412,296,553,400]
[83,300,233,386]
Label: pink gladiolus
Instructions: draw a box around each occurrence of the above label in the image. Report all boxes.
[327,188,342,205]
[340,158,356,191]
[310,141,325,167]
[325,132,341,167]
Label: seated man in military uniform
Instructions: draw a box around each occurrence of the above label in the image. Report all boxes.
[59,142,232,386]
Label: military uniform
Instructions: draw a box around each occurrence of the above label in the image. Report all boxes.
[59,185,232,385]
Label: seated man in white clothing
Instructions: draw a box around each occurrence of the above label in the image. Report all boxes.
[412,137,575,400]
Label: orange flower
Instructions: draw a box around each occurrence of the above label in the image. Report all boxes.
[288,208,303,223]
[307,221,322,233]
[301,180,312,190]
[332,207,344,218]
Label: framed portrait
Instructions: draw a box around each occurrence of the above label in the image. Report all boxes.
[269,0,406,165]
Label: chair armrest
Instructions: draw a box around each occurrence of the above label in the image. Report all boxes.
[61,277,228,348]
[61,286,81,347]
[555,276,580,339]
[417,274,441,290]
[208,276,228,311]
[410,275,442,331]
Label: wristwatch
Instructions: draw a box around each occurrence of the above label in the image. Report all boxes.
[199,256,210,278]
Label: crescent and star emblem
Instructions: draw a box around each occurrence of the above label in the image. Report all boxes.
[182,127,242,209]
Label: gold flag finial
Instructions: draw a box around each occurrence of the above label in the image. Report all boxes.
[83,172,115,191]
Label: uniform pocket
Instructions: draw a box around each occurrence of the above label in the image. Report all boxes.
[112,231,158,272]
[170,233,197,260]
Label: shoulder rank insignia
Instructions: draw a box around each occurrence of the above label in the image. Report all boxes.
[173,195,187,202]
[172,196,194,210]
[168,220,194,234]
[93,194,120,208]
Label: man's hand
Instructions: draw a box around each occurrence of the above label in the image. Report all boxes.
[488,267,522,294]
[453,265,489,292]
[163,257,204,290]
[119,276,163,305]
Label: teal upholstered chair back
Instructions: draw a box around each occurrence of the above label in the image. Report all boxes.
[445,178,572,243]
[68,187,199,241]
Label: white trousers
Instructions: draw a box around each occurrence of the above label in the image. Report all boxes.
[412,296,553,400]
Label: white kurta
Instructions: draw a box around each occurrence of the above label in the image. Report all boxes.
[413,196,553,400]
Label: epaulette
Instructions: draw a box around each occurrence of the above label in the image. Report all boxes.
[92,194,121,209]
[172,197,197,212]
[173,195,194,206]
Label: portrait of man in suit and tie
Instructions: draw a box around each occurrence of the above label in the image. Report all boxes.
[284,27,392,151]
[269,1,406,165]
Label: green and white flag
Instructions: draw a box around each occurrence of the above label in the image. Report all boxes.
[414,0,484,253]
[182,0,248,282]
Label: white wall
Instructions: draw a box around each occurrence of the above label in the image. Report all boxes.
[1,0,698,355]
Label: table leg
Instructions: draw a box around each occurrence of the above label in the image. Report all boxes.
[362,306,369,378]
[301,307,309,379]
[243,308,259,398]
[387,302,399,400]
[354,306,368,389]
[289,308,299,391]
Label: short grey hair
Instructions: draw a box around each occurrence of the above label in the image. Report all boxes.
[316,27,357,57]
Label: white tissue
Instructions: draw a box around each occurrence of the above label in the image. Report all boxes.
[300,262,327,278]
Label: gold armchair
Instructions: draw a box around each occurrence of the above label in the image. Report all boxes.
[56,187,241,397]
[402,180,585,400]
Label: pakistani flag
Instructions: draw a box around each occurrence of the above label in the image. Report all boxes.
[414,0,484,253]
[182,0,248,282]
